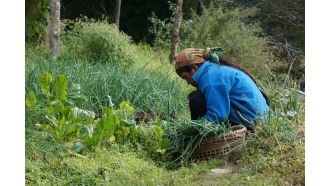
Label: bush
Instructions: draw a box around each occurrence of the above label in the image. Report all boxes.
[61,17,139,68]
[149,4,277,81]
[179,7,276,80]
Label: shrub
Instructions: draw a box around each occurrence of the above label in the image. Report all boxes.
[148,4,276,81]
[61,17,139,68]
[179,7,275,80]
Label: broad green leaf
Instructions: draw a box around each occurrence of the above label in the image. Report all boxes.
[47,102,65,116]
[67,84,88,105]
[102,107,115,117]
[54,75,68,102]
[156,148,166,154]
[95,116,117,146]
[49,100,61,106]
[25,91,37,107]
[57,116,67,137]
[119,100,134,112]
[38,72,52,96]
[62,106,72,119]
[69,107,95,125]
[42,124,54,133]
[161,138,170,149]
[46,114,58,127]
[64,124,78,139]
[99,116,116,137]
[86,125,94,138]
[154,125,163,142]
[47,105,55,115]
[120,119,134,127]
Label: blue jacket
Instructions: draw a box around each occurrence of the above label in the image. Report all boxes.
[192,61,269,128]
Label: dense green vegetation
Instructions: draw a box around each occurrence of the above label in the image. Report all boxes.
[25,2,305,185]
[26,0,305,89]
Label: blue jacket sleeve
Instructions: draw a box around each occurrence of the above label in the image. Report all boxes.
[200,84,231,123]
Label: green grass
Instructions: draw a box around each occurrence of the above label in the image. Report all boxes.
[26,129,228,186]
[25,57,189,117]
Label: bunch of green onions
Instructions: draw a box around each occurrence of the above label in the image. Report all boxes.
[159,118,231,164]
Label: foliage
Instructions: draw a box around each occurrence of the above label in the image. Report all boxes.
[124,124,173,167]
[60,0,178,43]
[261,80,304,140]
[223,0,305,50]
[119,0,177,43]
[215,0,305,90]
[149,4,275,80]
[236,80,305,185]
[25,15,304,184]
[81,100,136,152]
[25,53,188,117]
[26,72,93,142]
[25,0,50,44]
[148,1,177,48]
[25,71,174,160]
[154,124,170,154]
[61,17,139,68]
[181,7,276,80]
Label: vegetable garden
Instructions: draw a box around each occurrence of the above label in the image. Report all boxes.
[25,13,304,185]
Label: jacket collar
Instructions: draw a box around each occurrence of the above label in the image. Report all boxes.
[192,60,212,84]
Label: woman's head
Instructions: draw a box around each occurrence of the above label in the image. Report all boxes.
[175,48,205,72]
[175,48,206,87]
[175,47,220,72]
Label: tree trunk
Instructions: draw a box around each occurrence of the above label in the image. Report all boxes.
[50,0,61,59]
[197,0,206,16]
[169,0,183,64]
[114,0,122,27]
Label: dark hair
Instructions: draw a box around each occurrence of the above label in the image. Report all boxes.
[176,63,203,74]
[176,55,270,105]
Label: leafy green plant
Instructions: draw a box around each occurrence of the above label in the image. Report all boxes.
[26,72,93,141]
[153,124,170,154]
[26,71,147,152]
[81,100,136,152]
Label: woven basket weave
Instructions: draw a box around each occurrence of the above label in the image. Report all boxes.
[191,125,247,161]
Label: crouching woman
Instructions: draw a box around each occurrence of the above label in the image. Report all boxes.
[175,48,269,130]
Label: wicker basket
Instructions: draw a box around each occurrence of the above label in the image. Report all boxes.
[191,125,247,161]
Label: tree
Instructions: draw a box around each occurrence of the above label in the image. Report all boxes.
[50,0,61,59]
[114,0,122,27]
[169,0,183,63]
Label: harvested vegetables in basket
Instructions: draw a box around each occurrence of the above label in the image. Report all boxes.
[160,119,246,164]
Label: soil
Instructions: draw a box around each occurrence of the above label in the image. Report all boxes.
[134,108,176,124]
[208,162,237,175]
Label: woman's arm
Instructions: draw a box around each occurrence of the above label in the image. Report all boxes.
[200,84,231,123]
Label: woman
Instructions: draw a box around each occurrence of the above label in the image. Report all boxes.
[175,48,269,130]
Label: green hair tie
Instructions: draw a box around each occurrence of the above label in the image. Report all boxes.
[210,47,224,63]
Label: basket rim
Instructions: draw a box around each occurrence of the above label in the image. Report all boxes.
[192,125,247,160]
[199,124,247,145]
